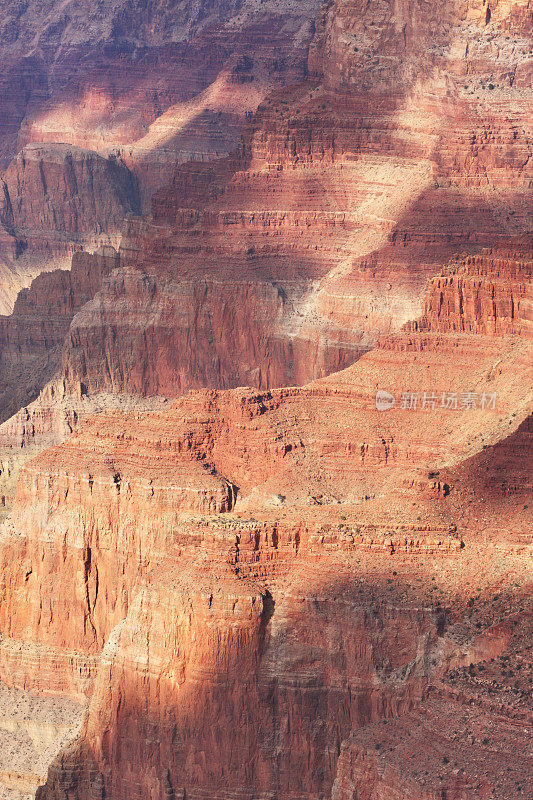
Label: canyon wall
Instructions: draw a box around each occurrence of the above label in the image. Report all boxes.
[0,0,322,312]
[1,144,139,246]
[55,0,533,398]
[0,147,136,315]
[2,0,531,393]
[411,247,533,337]
[0,234,530,795]
[0,2,531,799]
[0,247,118,425]
[1,0,321,168]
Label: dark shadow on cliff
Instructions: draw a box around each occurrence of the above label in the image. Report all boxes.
[34,552,532,800]
[0,248,119,425]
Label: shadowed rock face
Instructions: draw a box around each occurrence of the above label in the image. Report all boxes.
[0,145,139,315]
[0,247,119,425]
[1,144,139,239]
[0,144,137,315]
[0,0,322,313]
[54,0,533,400]
[0,2,531,800]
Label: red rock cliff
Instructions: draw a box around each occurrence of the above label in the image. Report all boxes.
[0,247,118,424]
[1,244,531,793]
[56,0,533,398]
[0,2,530,799]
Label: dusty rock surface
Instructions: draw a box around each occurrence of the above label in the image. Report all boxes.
[0,245,530,796]
[0,684,83,800]
[0,0,322,311]
[0,1,530,799]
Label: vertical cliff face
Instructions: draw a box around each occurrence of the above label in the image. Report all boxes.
[37,572,442,800]
[410,248,533,337]
[1,144,139,241]
[0,0,322,313]
[0,247,118,425]
[54,0,532,398]
[0,145,137,314]
[0,227,531,797]
[62,268,362,396]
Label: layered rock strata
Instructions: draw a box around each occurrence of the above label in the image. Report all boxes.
[0,272,530,795]
[409,247,533,338]
[0,0,322,312]
[0,2,531,799]
[58,0,533,397]
[0,147,137,314]
[0,248,118,424]
[1,0,321,169]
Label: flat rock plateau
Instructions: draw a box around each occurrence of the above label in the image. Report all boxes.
[0,1,531,799]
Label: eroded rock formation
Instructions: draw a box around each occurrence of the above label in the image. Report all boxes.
[55,0,533,397]
[0,147,137,314]
[0,0,321,313]
[0,233,530,795]
[0,0,320,168]
[0,2,531,799]
[0,683,83,799]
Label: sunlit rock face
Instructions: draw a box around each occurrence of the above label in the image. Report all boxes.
[56,0,533,399]
[0,2,530,800]
[0,0,322,312]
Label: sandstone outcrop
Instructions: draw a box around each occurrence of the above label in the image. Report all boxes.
[0,1,531,799]
[56,0,532,398]
[0,248,118,425]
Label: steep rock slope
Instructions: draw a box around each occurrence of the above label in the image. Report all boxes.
[0,684,83,800]
[0,146,137,314]
[1,144,138,242]
[0,0,321,312]
[410,247,533,337]
[59,0,533,397]
[0,235,530,797]
[0,247,118,425]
